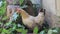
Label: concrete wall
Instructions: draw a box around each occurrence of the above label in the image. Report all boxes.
[42,0,57,28]
[55,0,60,27]
[56,0,60,16]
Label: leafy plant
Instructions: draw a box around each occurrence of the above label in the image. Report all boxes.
[0,1,6,16]
[33,26,38,34]
[1,29,10,34]
[39,30,45,34]
[16,28,28,34]
[19,0,24,5]
[2,16,8,20]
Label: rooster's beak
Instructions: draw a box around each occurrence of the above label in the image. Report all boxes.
[16,7,21,13]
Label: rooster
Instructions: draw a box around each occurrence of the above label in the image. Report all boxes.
[16,7,45,30]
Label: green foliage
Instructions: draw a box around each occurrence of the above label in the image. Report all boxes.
[33,26,38,34]
[16,28,28,34]
[0,1,6,16]
[39,28,59,34]
[2,16,8,20]
[39,30,45,34]
[0,28,2,33]
[2,0,5,2]
[16,28,23,32]
[21,29,28,34]
[19,0,24,5]
[1,29,10,34]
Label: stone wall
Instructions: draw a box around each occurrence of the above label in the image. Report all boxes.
[55,0,60,27]
[42,0,57,28]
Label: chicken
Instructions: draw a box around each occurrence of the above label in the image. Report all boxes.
[35,9,45,26]
[16,7,44,30]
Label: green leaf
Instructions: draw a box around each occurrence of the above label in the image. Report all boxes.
[12,12,19,21]
[47,29,53,34]
[0,22,2,24]
[8,28,15,33]
[1,32,5,34]
[8,28,12,31]
[22,29,28,34]
[12,23,16,31]
[2,16,8,20]
[33,26,38,34]
[1,29,10,34]
[0,28,2,33]
[0,1,6,16]
[16,28,23,32]
[52,30,58,33]
[39,30,45,34]
[19,0,24,5]
[5,21,12,26]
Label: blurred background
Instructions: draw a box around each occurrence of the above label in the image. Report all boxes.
[0,0,60,34]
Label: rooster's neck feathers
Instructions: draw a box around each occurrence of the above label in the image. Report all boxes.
[21,10,30,19]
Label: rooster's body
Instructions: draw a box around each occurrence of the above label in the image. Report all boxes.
[16,8,44,30]
[35,12,44,26]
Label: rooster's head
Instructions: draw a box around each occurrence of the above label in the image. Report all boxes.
[16,7,24,14]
